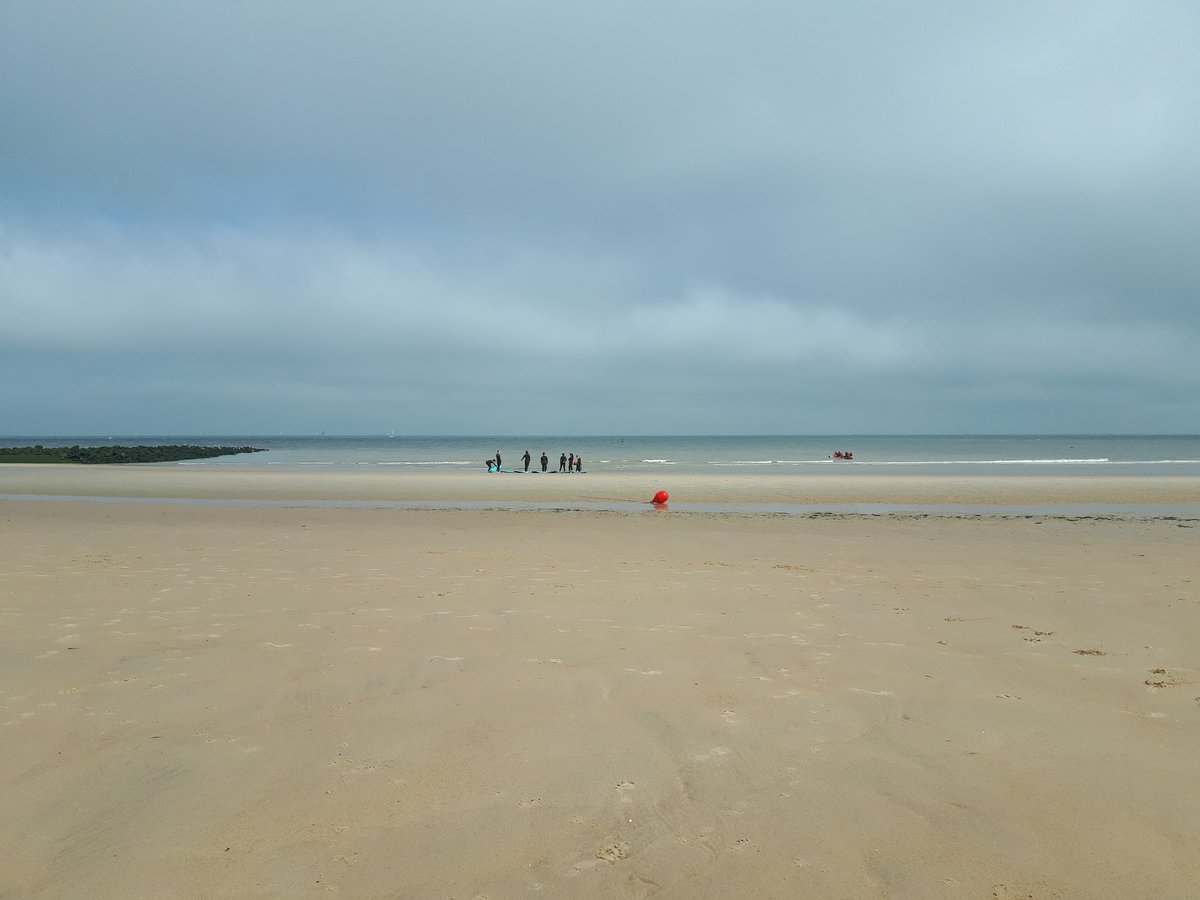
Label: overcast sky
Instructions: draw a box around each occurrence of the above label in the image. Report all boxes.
[2,1,1197,435]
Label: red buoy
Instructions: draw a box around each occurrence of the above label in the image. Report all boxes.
[652,490,669,504]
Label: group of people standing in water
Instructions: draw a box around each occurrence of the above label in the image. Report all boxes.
[486,450,583,473]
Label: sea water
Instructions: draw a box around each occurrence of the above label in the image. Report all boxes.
[6,434,1200,477]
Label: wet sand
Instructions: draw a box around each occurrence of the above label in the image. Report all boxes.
[2,467,1198,898]
[5,462,1200,506]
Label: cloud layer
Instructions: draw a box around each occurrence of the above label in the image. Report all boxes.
[2,1,1197,434]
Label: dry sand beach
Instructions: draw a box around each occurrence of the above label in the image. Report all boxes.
[2,466,1199,898]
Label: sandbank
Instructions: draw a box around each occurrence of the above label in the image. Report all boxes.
[3,462,1200,507]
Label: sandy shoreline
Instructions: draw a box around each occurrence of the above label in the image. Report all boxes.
[2,470,1198,897]
[4,463,1200,507]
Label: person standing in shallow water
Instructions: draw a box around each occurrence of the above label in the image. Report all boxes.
[559,452,567,473]
[575,455,582,473]
[540,452,548,472]
[522,450,531,472]
[495,450,502,472]
[568,453,574,473]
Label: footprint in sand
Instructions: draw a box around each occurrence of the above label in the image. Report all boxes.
[1012,624,1054,637]
[596,842,630,862]
[1145,668,1188,688]
[992,884,1035,900]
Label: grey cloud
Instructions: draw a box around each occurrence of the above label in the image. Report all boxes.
[2,1,1198,433]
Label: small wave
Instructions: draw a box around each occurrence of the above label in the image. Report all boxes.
[707,459,844,466]
[871,458,1110,466]
[1114,459,1200,465]
[643,459,676,464]
[375,461,474,466]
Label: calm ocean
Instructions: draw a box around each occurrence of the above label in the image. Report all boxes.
[7,434,1200,477]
